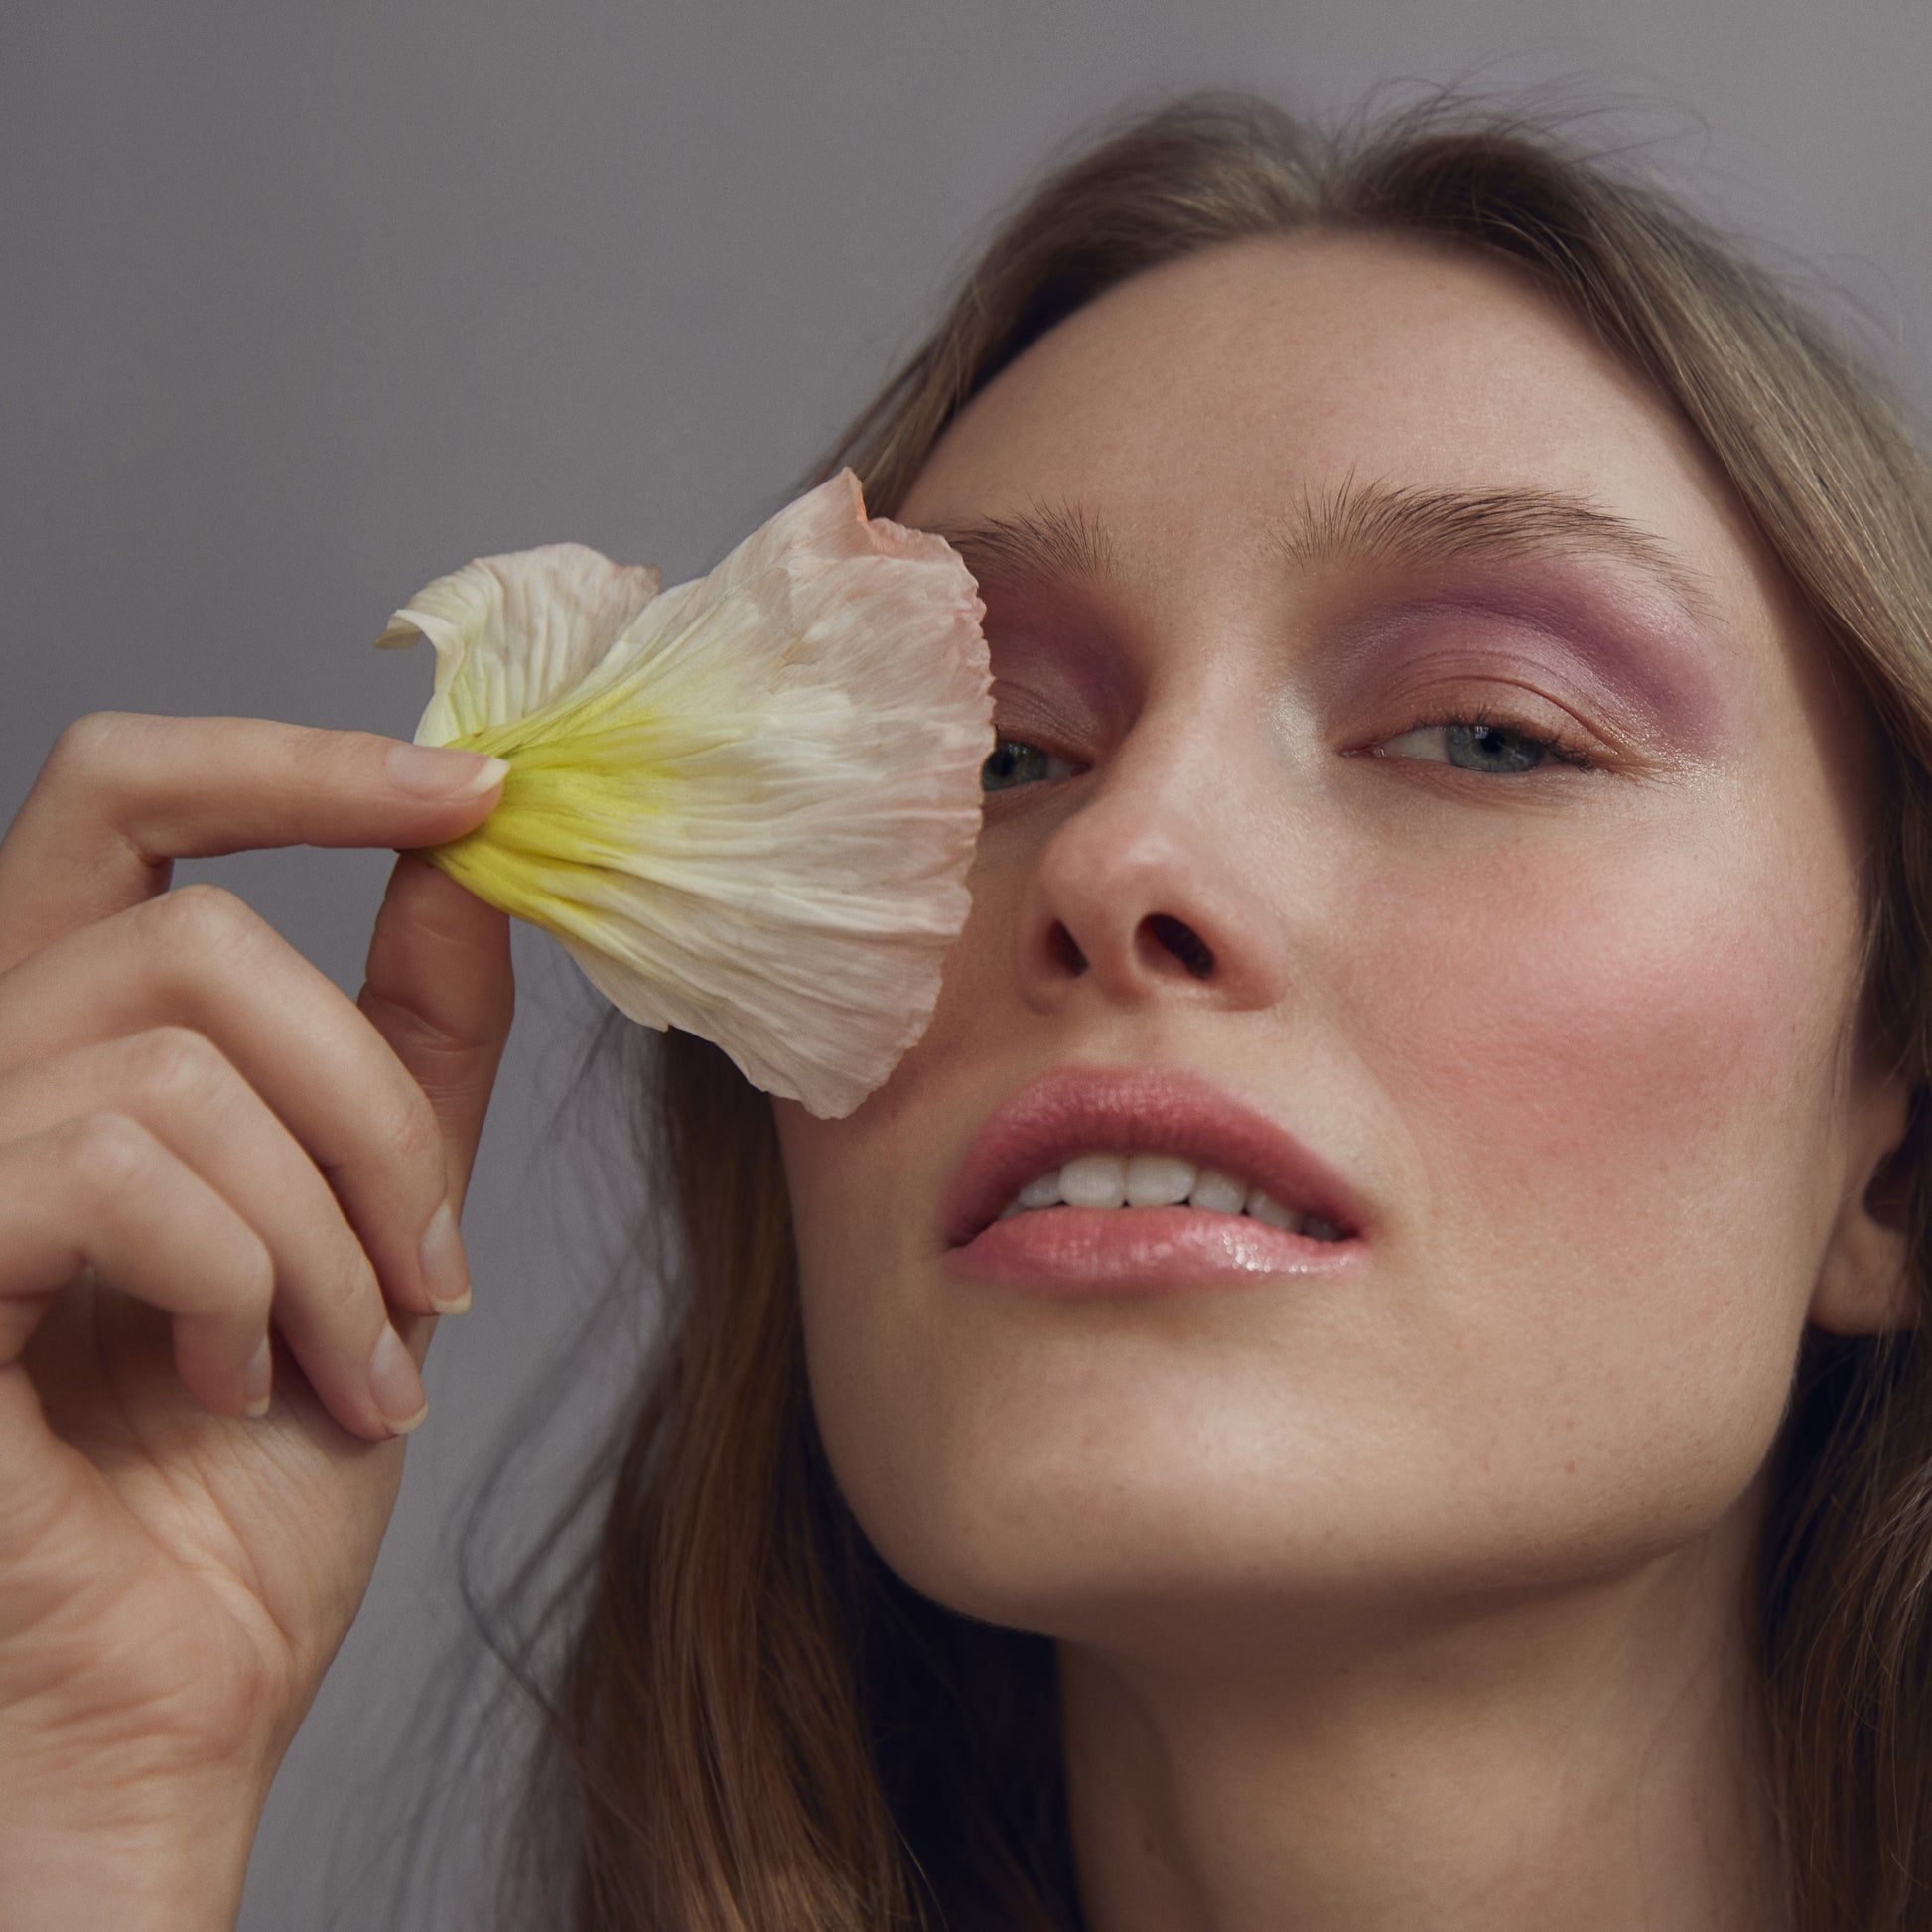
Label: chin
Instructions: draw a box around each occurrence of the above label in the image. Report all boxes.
[822,1385,1779,1665]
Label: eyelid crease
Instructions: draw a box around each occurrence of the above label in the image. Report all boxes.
[1351,643,1647,751]
[987,729,1089,767]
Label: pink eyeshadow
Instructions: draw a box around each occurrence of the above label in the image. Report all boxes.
[979,579,1142,741]
[1311,560,1739,759]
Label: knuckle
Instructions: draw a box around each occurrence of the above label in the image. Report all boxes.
[124,1025,227,1108]
[299,1241,382,1335]
[57,1109,161,1190]
[296,724,382,785]
[46,709,142,779]
[366,1082,444,1185]
[35,711,145,810]
[232,1229,276,1313]
[144,881,260,961]
[337,1253,383,1323]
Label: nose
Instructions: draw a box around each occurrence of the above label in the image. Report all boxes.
[1015,716,1293,1014]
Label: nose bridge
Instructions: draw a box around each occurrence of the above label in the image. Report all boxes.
[1018,668,1291,1010]
[1070,696,1228,873]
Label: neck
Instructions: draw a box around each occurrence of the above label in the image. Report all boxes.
[1057,1514,1787,1932]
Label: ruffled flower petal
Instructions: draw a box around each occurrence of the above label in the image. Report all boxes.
[376,470,991,1118]
[375,542,663,746]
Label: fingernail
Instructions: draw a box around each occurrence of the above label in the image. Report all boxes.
[369,1325,430,1434]
[421,1200,471,1314]
[387,742,510,799]
[242,1334,273,1419]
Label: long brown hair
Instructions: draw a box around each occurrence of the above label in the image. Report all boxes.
[480,92,1932,1931]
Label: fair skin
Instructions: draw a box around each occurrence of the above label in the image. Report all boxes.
[0,728,514,1928]
[772,234,1915,1932]
[0,232,1910,1932]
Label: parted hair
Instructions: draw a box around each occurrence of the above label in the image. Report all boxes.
[481,91,1932,1931]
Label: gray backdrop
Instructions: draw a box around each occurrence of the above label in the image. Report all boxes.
[5,3,1930,1926]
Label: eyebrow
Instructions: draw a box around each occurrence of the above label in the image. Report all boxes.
[926,478,1715,625]
[1275,475,1716,622]
[924,502,1118,589]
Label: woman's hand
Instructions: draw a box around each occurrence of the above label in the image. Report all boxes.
[0,713,516,1932]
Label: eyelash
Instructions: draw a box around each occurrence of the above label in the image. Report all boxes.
[981,736,1084,792]
[1371,699,1601,774]
[981,701,1601,792]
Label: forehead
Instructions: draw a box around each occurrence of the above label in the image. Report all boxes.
[898,231,1769,611]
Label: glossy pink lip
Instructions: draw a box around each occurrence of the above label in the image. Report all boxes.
[935,1063,1370,1256]
[945,1205,1359,1292]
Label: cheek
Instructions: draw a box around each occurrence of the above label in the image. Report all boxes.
[1346,789,1857,1505]
[1372,823,1847,1215]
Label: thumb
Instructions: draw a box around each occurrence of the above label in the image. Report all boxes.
[357,853,514,1214]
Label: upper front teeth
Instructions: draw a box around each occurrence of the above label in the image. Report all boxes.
[998,1153,1341,1238]
[1063,1151,1191,1207]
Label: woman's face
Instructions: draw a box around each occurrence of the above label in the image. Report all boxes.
[772,233,1910,1656]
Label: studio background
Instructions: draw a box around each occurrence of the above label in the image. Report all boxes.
[5,3,1929,1925]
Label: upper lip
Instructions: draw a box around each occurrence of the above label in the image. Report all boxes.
[936,1062,1370,1248]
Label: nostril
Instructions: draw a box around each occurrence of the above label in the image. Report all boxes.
[1146,913,1215,979]
[1048,920,1088,975]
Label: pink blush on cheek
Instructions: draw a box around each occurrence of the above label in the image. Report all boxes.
[1358,823,1843,1305]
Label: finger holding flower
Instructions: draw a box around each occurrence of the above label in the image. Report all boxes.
[378,468,993,1119]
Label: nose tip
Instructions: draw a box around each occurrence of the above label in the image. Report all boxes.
[1018,724,1290,1013]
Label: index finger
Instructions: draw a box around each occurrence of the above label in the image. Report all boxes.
[0,712,507,970]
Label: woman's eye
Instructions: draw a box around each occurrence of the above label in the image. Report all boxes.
[981,737,1080,792]
[1376,717,1591,775]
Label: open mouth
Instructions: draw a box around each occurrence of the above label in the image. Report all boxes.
[988,1151,1350,1241]
[938,1064,1368,1255]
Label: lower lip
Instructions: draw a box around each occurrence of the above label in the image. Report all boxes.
[942,1206,1361,1292]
